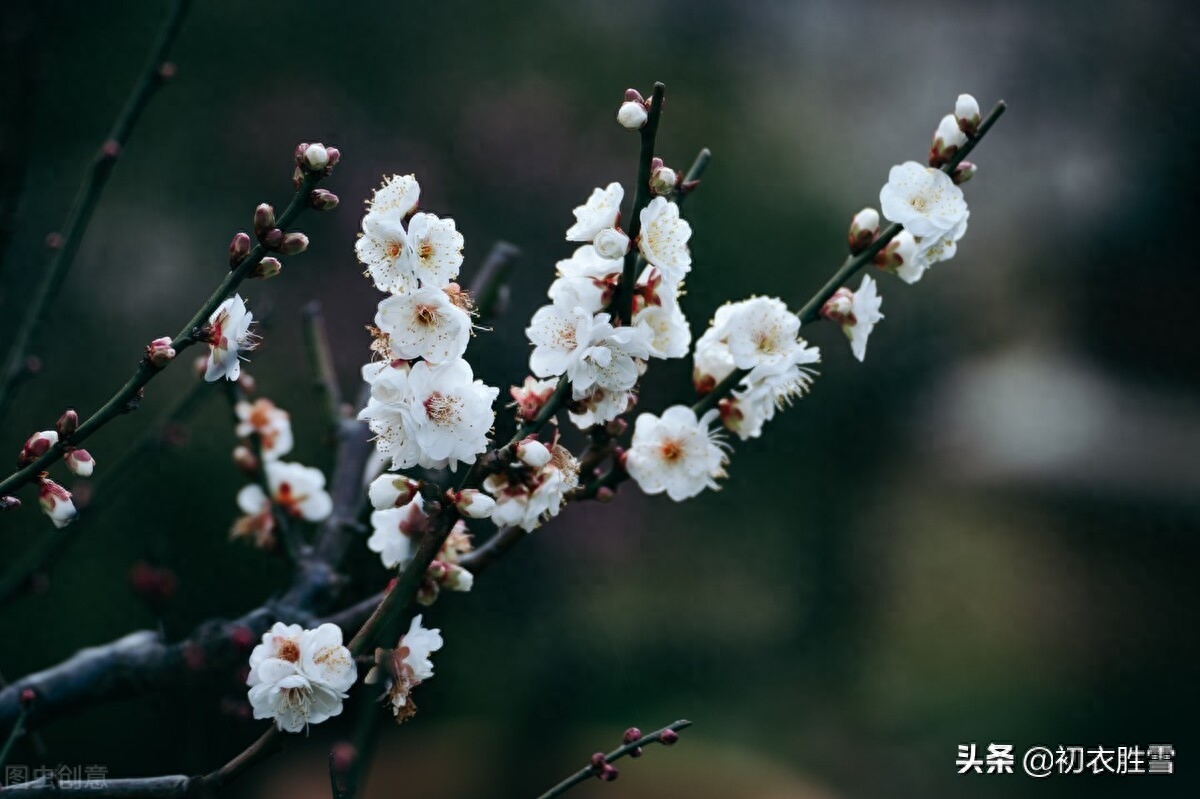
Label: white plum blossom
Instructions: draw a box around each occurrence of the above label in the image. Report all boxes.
[527,304,599,378]
[368,494,427,569]
[875,229,926,284]
[235,398,294,460]
[823,275,884,363]
[236,461,333,528]
[692,297,805,385]
[405,359,498,472]
[246,622,356,733]
[365,615,443,722]
[204,295,256,382]
[484,441,579,531]
[637,196,692,285]
[547,246,621,313]
[625,406,727,501]
[879,161,969,239]
[375,285,472,364]
[358,363,425,471]
[723,350,820,440]
[567,385,634,429]
[366,174,420,218]
[633,272,691,360]
[566,183,623,242]
[355,175,464,294]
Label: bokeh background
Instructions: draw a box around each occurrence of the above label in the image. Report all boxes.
[2,1,1198,797]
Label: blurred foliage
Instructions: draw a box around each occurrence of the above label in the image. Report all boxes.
[1,1,1198,797]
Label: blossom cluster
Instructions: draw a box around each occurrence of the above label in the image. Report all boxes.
[355,175,499,477]
[246,622,356,733]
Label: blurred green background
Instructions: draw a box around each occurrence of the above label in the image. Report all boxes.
[1,1,1198,797]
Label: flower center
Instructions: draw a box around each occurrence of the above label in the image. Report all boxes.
[275,637,301,663]
[659,439,685,462]
[276,482,308,517]
[555,323,578,351]
[424,392,463,426]
[414,304,439,327]
[418,242,435,260]
[908,195,929,212]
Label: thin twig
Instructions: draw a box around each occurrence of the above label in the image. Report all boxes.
[617,82,666,326]
[535,720,693,799]
[0,170,325,500]
[0,378,213,608]
[0,0,194,424]
[302,302,345,433]
[693,101,1008,417]
[468,240,521,321]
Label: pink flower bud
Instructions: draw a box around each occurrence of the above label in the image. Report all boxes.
[516,438,551,469]
[624,88,644,103]
[252,257,282,279]
[659,729,680,745]
[146,336,176,368]
[623,727,642,744]
[19,688,36,708]
[510,377,557,422]
[617,101,648,130]
[309,188,339,211]
[19,430,58,466]
[821,287,856,325]
[604,417,628,437]
[955,93,981,135]
[100,139,121,161]
[253,203,276,237]
[55,409,79,438]
[229,231,252,267]
[324,147,341,169]
[230,625,256,650]
[590,752,607,769]
[261,228,283,250]
[279,232,309,255]
[37,476,77,528]
[157,62,176,81]
[595,486,616,503]
[330,742,357,773]
[454,489,496,519]
[952,161,977,185]
[0,496,19,511]
[599,765,619,782]
[66,449,94,478]
[848,207,880,255]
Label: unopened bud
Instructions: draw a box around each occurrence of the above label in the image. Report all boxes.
[19,431,58,466]
[66,449,95,478]
[595,486,616,503]
[604,417,628,437]
[454,489,496,519]
[324,147,341,169]
[330,742,357,774]
[309,188,339,211]
[873,230,919,274]
[146,336,176,367]
[368,473,420,510]
[232,445,259,476]
[590,752,607,769]
[516,438,551,469]
[100,139,121,160]
[955,93,981,135]
[623,727,642,744]
[56,409,79,438]
[821,287,856,326]
[45,232,64,250]
[279,232,309,255]
[617,100,648,130]
[1,496,20,511]
[929,114,968,168]
[252,257,282,280]
[157,61,176,81]
[229,232,252,267]
[951,161,977,185]
[593,227,630,260]
[848,207,880,255]
[599,765,619,782]
[253,203,276,237]
[659,729,680,745]
[649,165,678,197]
[37,476,77,529]
[19,688,36,708]
[230,625,256,650]
[303,142,329,171]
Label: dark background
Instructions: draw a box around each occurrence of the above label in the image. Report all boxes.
[1,1,1198,797]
